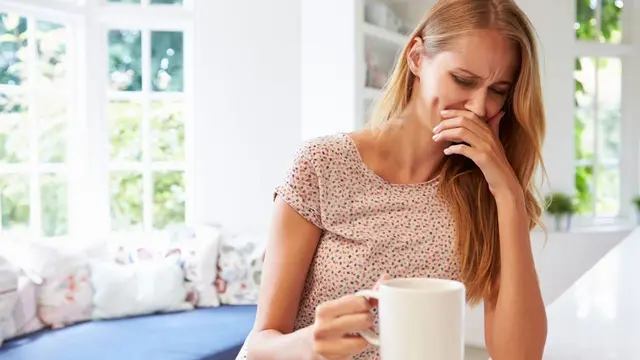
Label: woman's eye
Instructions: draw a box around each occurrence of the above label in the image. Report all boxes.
[491,88,507,96]
[453,75,474,87]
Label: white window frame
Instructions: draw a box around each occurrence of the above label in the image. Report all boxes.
[0,0,195,240]
[98,1,194,236]
[572,0,636,227]
[0,1,81,239]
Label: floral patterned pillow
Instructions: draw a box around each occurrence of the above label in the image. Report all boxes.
[215,235,266,305]
[1,240,103,329]
[38,264,93,328]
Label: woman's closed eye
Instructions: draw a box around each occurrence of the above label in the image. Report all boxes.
[452,74,474,87]
[452,74,508,96]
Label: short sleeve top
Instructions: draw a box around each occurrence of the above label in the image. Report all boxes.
[237,133,460,360]
[277,133,460,359]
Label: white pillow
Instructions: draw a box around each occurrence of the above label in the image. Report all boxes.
[90,258,192,320]
[168,225,221,307]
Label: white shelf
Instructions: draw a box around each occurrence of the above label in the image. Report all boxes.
[363,23,408,48]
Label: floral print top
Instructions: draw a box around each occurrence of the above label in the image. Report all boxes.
[237,133,460,360]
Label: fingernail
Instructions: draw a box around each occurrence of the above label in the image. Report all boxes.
[432,134,439,140]
[444,147,451,155]
[433,125,440,133]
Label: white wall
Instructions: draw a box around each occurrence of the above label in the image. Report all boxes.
[301,0,361,140]
[192,0,302,234]
[515,0,576,194]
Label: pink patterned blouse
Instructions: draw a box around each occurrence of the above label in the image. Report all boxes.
[237,133,461,359]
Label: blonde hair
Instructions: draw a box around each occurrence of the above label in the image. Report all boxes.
[368,0,546,305]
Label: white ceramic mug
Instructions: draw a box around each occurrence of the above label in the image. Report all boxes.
[356,278,466,360]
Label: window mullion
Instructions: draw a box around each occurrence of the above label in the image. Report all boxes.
[183,26,194,226]
[142,29,153,232]
[592,57,601,216]
[27,16,42,238]
[595,0,603,41]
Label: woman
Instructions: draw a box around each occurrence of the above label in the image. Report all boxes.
[241,0,547,359]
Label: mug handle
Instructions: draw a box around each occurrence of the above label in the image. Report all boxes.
[354,289,380,347]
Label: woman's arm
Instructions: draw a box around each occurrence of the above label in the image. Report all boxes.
[483,191,547,360]
[246,197,323,360]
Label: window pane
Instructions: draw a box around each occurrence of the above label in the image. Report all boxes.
[0,92,29,163]
[0,174,30,236]
[108,100,142,161]
[151,31,183,92]
[596,165,620,215]
[576,0,597,40]
[37,21,68,163]
[153,171,185,229]
[108,30,142,91]
[600,0,623,43]
[110,172,143,231]
[575,165,594,214]
[0,13,28,86]
[596,57,621,161]
[41,172,68,237]
[151,100,184,161]
[151,0,183,4]
[574,57,596,161]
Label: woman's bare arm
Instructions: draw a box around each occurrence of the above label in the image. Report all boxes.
[246,197,323,360]
[483,193,547,360]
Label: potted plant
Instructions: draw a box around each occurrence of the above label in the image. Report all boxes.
[632,195,640,225]
[545,192,576,232]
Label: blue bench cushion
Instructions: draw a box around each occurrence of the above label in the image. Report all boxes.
[0,305,256,360]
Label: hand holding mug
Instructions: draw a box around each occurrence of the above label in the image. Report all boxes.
[310,274,390,359]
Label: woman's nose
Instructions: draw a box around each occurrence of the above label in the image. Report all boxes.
[464,89,488,121]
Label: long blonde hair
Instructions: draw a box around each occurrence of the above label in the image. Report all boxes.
[368,0,546,304]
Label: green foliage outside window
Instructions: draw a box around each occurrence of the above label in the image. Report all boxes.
[574,0,622,214]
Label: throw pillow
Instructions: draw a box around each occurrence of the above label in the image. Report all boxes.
[89,258,192,320]
[0,239,104,328]
[111,226,222,308]
[215,234,266,305]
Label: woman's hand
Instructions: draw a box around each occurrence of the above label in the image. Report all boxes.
[310,274,390,360]
[432,109,521,200]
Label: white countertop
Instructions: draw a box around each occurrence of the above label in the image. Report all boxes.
[543,227,640,359]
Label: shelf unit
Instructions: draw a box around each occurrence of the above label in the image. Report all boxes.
[360,21,408,127]
[301,0,430,140]
[357,1,412,129]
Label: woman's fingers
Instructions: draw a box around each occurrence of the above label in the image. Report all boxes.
[433,125,485,148]
[316,312,375,338]
[316,294,371,320]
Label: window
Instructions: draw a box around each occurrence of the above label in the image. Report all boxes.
[0,12,72,238]
[0,0,193,239]
[574,0,624,218]
[107,29,187,232]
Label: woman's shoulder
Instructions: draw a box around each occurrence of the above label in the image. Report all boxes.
[293,132,356,167]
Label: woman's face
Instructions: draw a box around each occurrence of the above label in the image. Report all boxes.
[411,30,519,131]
